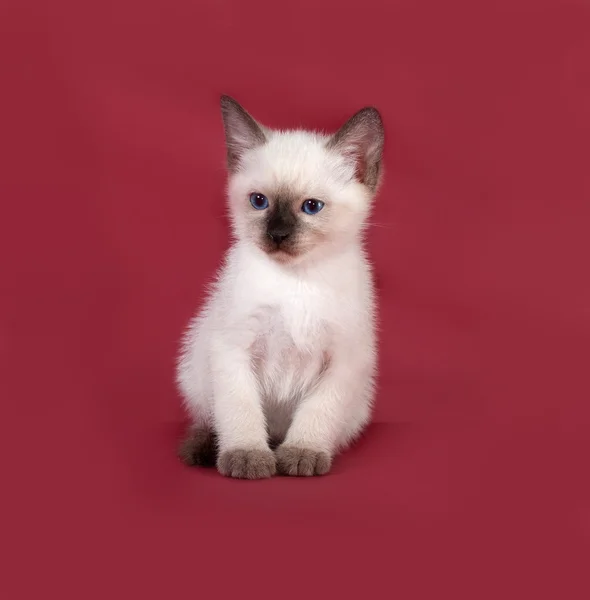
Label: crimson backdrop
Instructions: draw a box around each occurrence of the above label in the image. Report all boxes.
[2,0,589,598]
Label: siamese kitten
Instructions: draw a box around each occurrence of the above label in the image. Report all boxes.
[177,96,384,479]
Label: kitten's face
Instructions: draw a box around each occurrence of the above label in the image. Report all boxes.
[221,97,384,265]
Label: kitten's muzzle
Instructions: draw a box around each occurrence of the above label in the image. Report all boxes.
[264,228,297,258]
[264,203,297,254]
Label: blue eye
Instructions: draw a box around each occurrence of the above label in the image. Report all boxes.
[302,199,324,215]
[250,193,269,210]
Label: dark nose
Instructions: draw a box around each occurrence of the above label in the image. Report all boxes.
[268,230,290,245]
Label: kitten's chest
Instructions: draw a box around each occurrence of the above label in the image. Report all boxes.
[259,295,327,354]
[253,297,330,402]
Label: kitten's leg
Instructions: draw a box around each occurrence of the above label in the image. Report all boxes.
[177,390,218,468]
[176,318,219,467]
[276,348,374,477]
[210,337,276,479]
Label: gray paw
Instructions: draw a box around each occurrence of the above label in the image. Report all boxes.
[275,446,332,476]
[217,448,276,479]
[178,428,218,467]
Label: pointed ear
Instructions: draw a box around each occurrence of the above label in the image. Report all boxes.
[327,107,384,192]
[220,95,267,172]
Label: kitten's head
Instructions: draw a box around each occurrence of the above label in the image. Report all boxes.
[220,96,384,265]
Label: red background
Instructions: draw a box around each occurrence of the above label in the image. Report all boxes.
[2,0,589,597]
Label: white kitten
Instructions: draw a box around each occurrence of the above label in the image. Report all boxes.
[177,96,384,479]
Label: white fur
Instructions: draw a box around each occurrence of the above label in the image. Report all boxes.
[177,118,379,464]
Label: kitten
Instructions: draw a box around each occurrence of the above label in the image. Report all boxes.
[177,96,384,478]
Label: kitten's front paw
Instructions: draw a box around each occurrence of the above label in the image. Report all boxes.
[275,446,332,477]
[217,448,276,479]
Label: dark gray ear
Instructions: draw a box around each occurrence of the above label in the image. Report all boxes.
[327,107,384,191]
[220,95,266,172]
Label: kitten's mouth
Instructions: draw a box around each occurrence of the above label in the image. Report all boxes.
[262,243,299,261]
[268,247,297,260]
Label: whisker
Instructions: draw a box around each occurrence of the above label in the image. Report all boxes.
[365,222,394,230]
